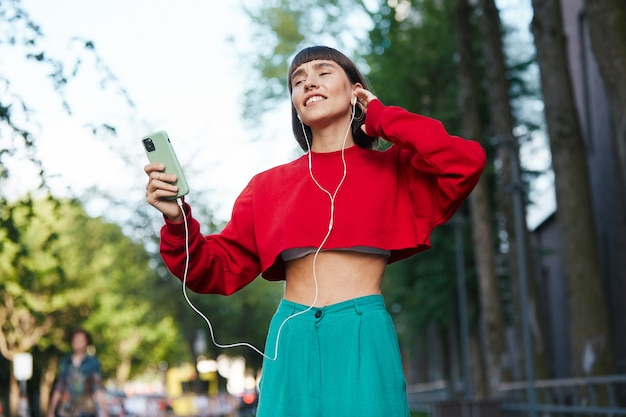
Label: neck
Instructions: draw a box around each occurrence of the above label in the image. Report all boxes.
[71,352,86,366]
[310,115,354,153]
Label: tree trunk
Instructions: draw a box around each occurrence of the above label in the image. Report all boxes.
[40,357,58,416]
[455,0,504,399]
[478,0,550,387]
[584,0,626,195]
[116,356,132,387]
[530,0,614,376]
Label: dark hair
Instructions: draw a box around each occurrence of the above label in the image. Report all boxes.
[69,327,92,345]
[288,46,376,151]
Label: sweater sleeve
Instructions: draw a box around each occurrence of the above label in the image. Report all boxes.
[365,99,486,228]
[159,182,261,295]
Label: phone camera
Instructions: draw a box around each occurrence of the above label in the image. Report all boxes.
[143,138,156,152]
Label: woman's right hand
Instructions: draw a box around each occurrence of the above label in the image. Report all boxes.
[144,163,185,222]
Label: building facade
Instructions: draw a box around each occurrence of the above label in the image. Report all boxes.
[530,0,626,377]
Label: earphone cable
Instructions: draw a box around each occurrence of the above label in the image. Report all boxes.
[176,197,269,358]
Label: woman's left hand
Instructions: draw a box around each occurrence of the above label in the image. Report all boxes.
[354,87,378,135]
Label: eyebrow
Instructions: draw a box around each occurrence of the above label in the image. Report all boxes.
[291,62,338,82]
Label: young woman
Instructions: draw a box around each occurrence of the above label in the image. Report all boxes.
[145,45,486,416]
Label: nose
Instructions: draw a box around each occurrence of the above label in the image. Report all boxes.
[304,77,318,91]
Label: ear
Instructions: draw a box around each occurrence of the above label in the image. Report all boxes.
[352,83,363,105]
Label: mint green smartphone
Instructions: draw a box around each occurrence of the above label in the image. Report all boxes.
[142,130,189,200]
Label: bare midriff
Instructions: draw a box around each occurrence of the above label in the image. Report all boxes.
[284,250,388,306]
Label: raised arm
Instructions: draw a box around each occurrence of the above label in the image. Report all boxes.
[364,98,486,227]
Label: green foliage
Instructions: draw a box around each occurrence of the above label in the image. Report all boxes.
[364,0,461,127]
[0,195,187,381]
[0,2,182,384]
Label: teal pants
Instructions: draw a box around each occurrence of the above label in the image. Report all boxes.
[257,295,409,417]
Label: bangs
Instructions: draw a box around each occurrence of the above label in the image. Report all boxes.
[288,46,354,90]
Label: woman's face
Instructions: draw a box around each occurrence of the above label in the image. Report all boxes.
[290,59,354,128]
[71,332,89,353]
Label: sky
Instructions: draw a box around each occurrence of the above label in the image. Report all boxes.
[4,0,296,221]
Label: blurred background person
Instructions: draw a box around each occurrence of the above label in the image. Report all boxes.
[47,328,108,417]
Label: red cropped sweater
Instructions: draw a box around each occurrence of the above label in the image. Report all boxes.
[160,100,486,295]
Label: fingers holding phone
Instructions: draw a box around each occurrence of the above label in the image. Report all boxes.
[142,130,190,221]
[144,163,184,221]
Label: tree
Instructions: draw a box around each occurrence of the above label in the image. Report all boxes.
[1,4,293,410]
[476,0,554,394]
[0,195,187,413]
[1,2,138,411]
[530,0,614,376]
[455,0,497,398]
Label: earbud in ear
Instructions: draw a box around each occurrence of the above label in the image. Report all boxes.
[352,96,357,106]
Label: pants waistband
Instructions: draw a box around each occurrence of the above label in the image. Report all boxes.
[276,294,385,319]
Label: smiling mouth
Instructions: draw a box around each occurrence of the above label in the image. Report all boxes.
[305,96,325,106]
